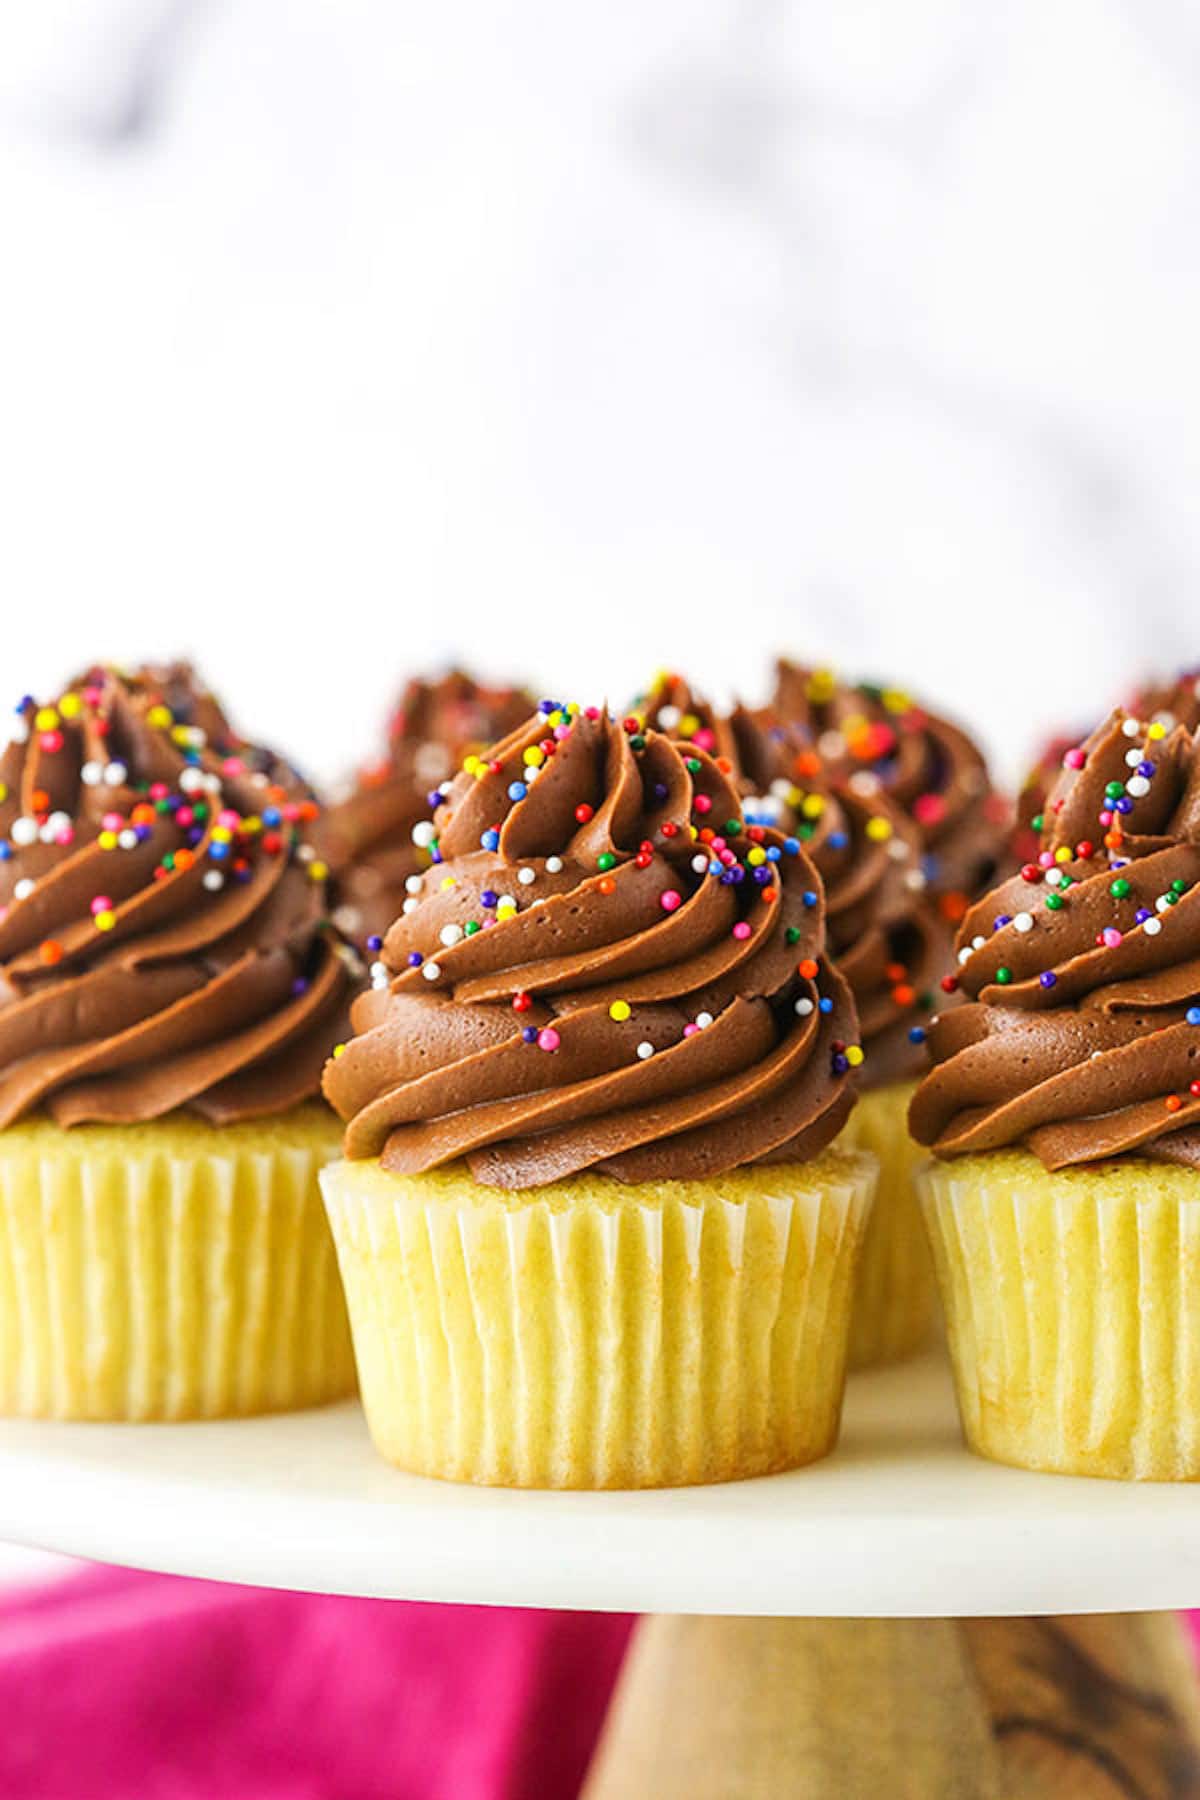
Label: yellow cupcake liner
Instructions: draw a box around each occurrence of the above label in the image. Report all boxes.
[840,1081,937,1369]
[321,1149,878,1489]
[921,1150,1200,1480]
[0,1107,356,1421]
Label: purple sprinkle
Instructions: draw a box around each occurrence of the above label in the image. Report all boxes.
[1039,970,1057,989]
[480,889,498,909]
[426,789,443,810]
[366,935,383,953]
[521,1025,538,1043]
[1115,795,1134,814]
[653,783,668,801]
[993,914,1011,930]
[291,978,309,996]
[753,867,772,885]
[407,951,423,968]
[1137,761,1155,778]
[1135,907,1152,923]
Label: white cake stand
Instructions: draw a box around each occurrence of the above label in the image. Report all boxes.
[2,1351,1199,1796]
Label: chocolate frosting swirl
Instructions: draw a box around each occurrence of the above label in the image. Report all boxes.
[323,702,862,1189]
[911,707,1200,1168]
[0,664,352,1128]
[771,661,1009,903]
[632,674,940,1085]
[320,670,533,948]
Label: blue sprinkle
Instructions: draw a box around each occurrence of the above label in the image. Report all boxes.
[507,782,527,802]
[766,845,781,861]
[208,841,230,862]
[832,1053,849,1075]
[262,806,281,828]
[818,996,834,1014]
[993,914,1011,930]
[828,832,849,851]
[481,829,500,852]
[430,846,443,864]
[427,789,444,810]
[720,869,737,885]
[1187,1008,1200,1027]
[521,1025,538,1043]
[538,699,558,715]
[728,865,745,883]
[802,890,818,908]
[908,1026,927,1045]
[783,837,800,856]
[0,844,11,862]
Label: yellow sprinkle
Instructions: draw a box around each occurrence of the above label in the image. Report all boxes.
[58,693,82,720]
[747,846,766,867]
[94,910,116,932]
[1148,721,1166,740]
[147,704,173,729]
[523,746,545,768]
[496,904,517,921]
[0,784,6,804]
[241,816,262,835]
[680,713,700,738]
[98,830,117,851]
[1054,845,1072,863]
[332,1043,346,1059]
[806,669,836,703]
[462,754,481,776]
[440,875,458,890]
[882,689,910,715]
[34,707,58,732]
[609,1000,631,1022]
[212,826,233,844]
[865,816,892,841]
[801,794,825,819]
[308,860,329,883]
[845,1044,865,1067]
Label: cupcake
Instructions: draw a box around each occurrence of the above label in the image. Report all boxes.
[320,670,533,950]
[0,663,357,1420]
[632,672,939,1365]
[321,700,877,1488]
[911,705,1200,1479]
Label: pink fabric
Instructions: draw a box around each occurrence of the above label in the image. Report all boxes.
[0,1567,633,1800]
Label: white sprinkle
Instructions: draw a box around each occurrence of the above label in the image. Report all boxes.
[1122,717,1142,738]
[81,760,103,786]
[819,730,846,760]
[103,761,127,786]
[1045,868,1064,887]
[657,704,681,731]
[297,844,315,863]
[1126,775,1150,798]
[179,767,205,793]
[46,811,70,836]
[12,878,34,900]
[497,894,516,911]
[636,1040,655,1060]
[904,869,927,891]
[1156,895,1172,914]
[888,839,910,861]
[439,923,464,946]
[1013,911,1034,933]
[9,718,28,744]
[691,854,708,873]
[794,996,814,1016]
[405,874,423,895]
[10,817,37,846]
[517,867,536,886]
[117,829,138,850]
[402,897,419,916]
[1125,748,1143,768]
[545,856,563,874]
[695,1011,714,1029]
[370,960,388,981]
[422,960,441,981]
[971,935,986,951]
[848,770,881,797]
[1144,916,1163,935]
[411,820,437,849]
[958,947,973,965]
[203,870,224,892]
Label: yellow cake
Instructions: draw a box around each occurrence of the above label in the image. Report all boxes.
[842,1081,936,1368]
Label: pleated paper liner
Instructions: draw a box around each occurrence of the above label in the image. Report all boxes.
[321,1147,878,1489]
[0,1106,356,1421]
[841,1081,938,1369]
[921,1150,1200,1481]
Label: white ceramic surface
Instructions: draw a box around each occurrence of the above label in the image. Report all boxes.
[1,1352,1198,1618]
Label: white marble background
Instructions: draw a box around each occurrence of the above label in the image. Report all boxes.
[1,1,1199,787]
[0,0,1196,1587]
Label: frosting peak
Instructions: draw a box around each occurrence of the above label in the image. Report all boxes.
[324,702,861,1188]
[0,663,351,1127]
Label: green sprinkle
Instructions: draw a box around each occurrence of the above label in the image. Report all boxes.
[597,852,616,872]
[1031,813,1045,832]
[785,926,801,945]
[1046,893,1065,911]
[629,734,646,752]
[724,819,742,836]
[1173,879,1189,894]
[1104,781,1124,800]
[1110,878,1131,898]
[685,758,701,774]
[995,966,1012,985]
[464,920,481,936]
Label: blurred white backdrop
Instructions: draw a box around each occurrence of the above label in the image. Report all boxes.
[1,0,1198,788]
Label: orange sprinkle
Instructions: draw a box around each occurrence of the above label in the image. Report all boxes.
[1166,1094,1184,1114]
[175,849,195,872]
[761,886,777,904]
[885,962,907,983]
[892,984,915,1008]
[598,877,616,895]
[798,958,819,980]
[938,891,969,924]
[31,789,50,814]
[793,751,821,779]
[38,939,63,965]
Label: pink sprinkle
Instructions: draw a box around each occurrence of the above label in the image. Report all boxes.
[1038,851,1054,869]
[1098,810,1113,828]
[101,811,122,831]
[694,794,712,814]
[660,889,682,912]
[683,1022,699,1037]
[719,849,736,867]
[1063,747,1086,769]
[222,757,245,777]
[55,826,74,846]
[537,1027,560,1052]
[585,706,601,720]
[1102,927,1122,948]
[90,895,112,915]
[149,783,168,801]
[217,809,240,831]
[914,793,945,826]
[693,728,716,752]
[732,921,752,940]
[40,730,63,753]
[710,836,727,852]
[175,807,194,828]
[554,724,571,740]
